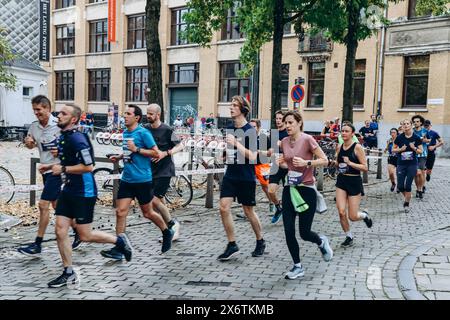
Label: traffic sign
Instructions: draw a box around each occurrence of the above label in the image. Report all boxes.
[291,85,305,103]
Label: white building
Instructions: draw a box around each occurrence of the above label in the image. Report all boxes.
[0,56,49,127]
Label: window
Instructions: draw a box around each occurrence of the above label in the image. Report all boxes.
[307,62,325,108]
[403,55,429,108]
[171,7,191,46]
[169,64,199,84]
[89,20,110,53]
[55,0,76,9]
[55,71,75,101]
[128,15,146,49]
[126,68,149,102]
[56,24,75,56]
[23,87,33,97]
[88,0,105,3]
[353,59,366,109]
[408,0,432,19]
[221,6,243,40]
[88,69,110,101]
[281,64,290,108]
[219,62,250,102]
[283,22,292,35]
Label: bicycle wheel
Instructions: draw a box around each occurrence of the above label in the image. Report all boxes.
[93,168,114,199]
[165,175,193,208]
[0,166,15,204]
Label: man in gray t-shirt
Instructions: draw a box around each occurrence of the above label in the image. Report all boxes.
[18,96,79,256]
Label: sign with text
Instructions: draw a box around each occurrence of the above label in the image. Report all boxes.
[108,0,116,42]
[39,0,50,61]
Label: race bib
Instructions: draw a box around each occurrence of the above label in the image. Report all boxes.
[338,163,348,174]
[41,139,58,151]
[287,171,303,186]
[401,151,414,161]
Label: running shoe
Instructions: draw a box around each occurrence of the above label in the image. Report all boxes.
[390,183,396,192]
[161,229,174,253]
[363,211,373,228]
[100,246,124,261]
[72,232,84,251]
[217,243,240,261]
[271,208,283,224]
[404,202,410,213]
[117,233,133,262]
[18,243,41,256]
[319,235,333,262]
[426,174,431,182]
[48,271,79,288]
[171,219,181,241]
[340,236,354,248]
[251,240,266,257]
[423,186,426,194]
[418,191,423,200]
[416,191,419,198]
[284,265,305,280]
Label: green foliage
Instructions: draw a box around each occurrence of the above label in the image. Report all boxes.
[0,27,17,91]
[416,0,450,16]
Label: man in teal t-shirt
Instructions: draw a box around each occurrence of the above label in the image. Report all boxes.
[101,105,175,261]
[412,115,429,199]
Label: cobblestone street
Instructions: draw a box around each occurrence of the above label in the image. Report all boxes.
[1,142,450,300]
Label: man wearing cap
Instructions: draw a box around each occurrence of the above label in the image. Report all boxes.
[424,120,445,182]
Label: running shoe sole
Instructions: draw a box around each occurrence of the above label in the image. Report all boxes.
[218,251,240,261]
[100,251,124,261]
[118,233,133,262]
[72,241,86,251]
[17,249,41,258]
[48,275,79,288]
[285,271,305,280]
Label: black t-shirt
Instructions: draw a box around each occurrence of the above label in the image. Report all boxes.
[224,123,257,182]
[256,133,271,165]
[144,123,180,178]
[394,133,422,166]
[359,127,374,140]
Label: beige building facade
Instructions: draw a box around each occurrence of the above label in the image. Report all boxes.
[43,0,450,154]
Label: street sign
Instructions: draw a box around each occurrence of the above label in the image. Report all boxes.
[291,85,305,103]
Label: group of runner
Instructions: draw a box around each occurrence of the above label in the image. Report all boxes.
[16,94,444,286]
[385,115,445,212]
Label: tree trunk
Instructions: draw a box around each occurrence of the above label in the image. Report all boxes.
[270,0,284,129]
[342,1,359,124]
[146,0,164,121]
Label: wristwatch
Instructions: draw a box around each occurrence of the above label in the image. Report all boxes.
[307,161,312,167]
[136,147,141,154]
[61,166,66,173]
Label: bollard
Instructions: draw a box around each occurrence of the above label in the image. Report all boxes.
[188,145,194,183]
[205,173,214,208]
[30,158,38,206]
[376,149,382,179]
[316,167,324,191]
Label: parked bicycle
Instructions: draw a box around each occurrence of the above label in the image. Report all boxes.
[0,165,15,204]
[93,162,193,208]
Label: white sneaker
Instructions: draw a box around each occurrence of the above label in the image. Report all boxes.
[285,265,305,280]
[319,235,333,262]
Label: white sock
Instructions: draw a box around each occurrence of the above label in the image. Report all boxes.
[359,211,368,219]
[346,232,353,239]
[294,263,302,268]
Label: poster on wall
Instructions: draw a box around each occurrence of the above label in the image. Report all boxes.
[39,0,50,61]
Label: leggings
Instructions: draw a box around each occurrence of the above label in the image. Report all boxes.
[397,164,418,193]
[282,186,322,264]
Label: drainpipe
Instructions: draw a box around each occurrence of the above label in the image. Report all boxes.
[376,5,388,117]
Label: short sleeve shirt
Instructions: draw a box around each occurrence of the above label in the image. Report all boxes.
[121,126,157,183]
[144,123,180,178]
[281,133,318,185]
[28,115,61,165]
[224,123,257,182]
[394,133,422,166]
[414,128,429,158]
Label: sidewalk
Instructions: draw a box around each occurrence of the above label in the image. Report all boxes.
[0,158,449,300]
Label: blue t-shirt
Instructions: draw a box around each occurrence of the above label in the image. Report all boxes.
[224,123,257,182]
[121,126,156,183]
[58,130,97,198]
[413,128,428,158]
[370,121,378,133]
[394,133,422,166]
[427,130,441,153]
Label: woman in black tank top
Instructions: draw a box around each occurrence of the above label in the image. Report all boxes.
[334,123,373,248]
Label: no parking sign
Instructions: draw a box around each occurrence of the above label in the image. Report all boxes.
[291,85,305,103]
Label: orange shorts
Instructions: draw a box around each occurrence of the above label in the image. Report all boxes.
[255,163,270,187]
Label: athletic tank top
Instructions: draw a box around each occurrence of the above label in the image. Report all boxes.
[337,142,361,175]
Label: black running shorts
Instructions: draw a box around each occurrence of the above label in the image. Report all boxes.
[153,177,171,199]
[117,181,154,205]
[336,174,364,196]
[55,192,96,225]
[220,177,256,206]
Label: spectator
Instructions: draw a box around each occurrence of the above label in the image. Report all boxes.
[206,113,215,129]
[369,114,379,148]
[201,117,206,131]
[173,115,183,128]
[330,117,340,138]
[321,120,331,137]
